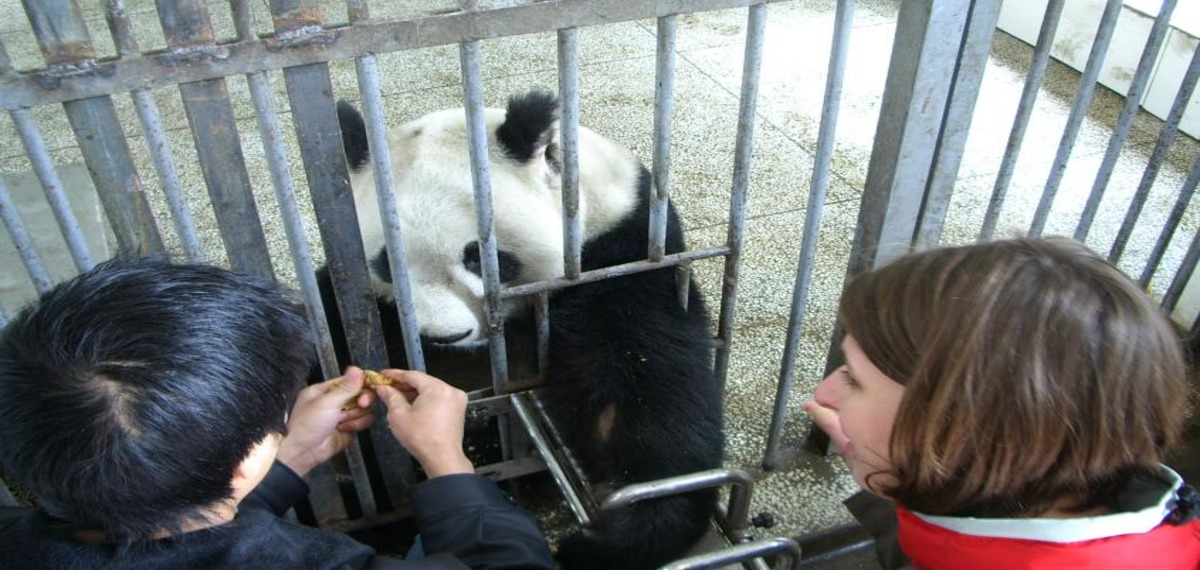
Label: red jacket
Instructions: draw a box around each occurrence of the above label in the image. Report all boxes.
[896,466,1200,569]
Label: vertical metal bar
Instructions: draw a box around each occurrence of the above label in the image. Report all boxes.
[914,0,1003,247]
[675,262,692,311]
[1027,0,1122,237]
[979,0,1066,241]
[230,0,256,40]
[1161,218,1200,312]
[23,0,165,258]
[649,15,677,262]
[10,109,93,271]
[1141,154,1200,287]
[763,0,854,470]
[1112,43,1200,264]
[271,0,409,515]
[106,1,204,263]
[246,68,363,522]
[460,38,512,462]
[159,0,274,278]
[536,292,550,379]
[714,5,765,392]
[459,40,510,393]
[558,28,583,279]
[847,0,972,274]
[0,176,54,294]
[356,57,426,372]
[1074,0,1178,241]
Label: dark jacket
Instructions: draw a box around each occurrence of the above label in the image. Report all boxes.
[0,462,555,569]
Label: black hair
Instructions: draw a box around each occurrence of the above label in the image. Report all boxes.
[0,257,315,543]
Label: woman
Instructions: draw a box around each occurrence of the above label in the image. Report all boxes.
[804,237,1200,569]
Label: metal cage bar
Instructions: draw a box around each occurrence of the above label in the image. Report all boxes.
[713,4,766,392]
[0,175,53,294]
[1162,213,1200,313]
[10,108,94,272]
[979,0,1066,241]
[762,0,854,470]
[160,0,273,277]
[1112,42,1200,268]
[649,15,677,262]
[661,537,801,570]
[558,27,584,279]
[1144,154,1200,288]
[1027,0,1122,238]
[1074,0,1179,241]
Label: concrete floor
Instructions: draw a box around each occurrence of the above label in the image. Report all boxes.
[3,0,1200,565]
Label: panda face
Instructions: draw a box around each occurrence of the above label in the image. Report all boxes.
[341,93,640,348]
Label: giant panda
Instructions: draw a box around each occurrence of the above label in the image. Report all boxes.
[324,91,724,569]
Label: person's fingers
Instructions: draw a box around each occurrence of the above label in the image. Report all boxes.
[802,400,850,451]
[384,369,443,393]
[376,384,411,412]
[337,412,376,433]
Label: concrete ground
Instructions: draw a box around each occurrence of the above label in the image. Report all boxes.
[3,0,1199,566]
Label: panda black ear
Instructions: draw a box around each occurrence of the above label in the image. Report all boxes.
[337,100,371,171]
[497,91,558,163]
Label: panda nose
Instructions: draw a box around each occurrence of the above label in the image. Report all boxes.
[422,330,471,345]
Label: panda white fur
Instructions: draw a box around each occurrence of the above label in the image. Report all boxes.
[327,92,724,569]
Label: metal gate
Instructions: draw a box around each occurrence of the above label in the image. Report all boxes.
[2,0,1198,568]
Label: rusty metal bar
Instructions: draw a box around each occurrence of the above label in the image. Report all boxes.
[160,0,274,277]
[1074,0,1178,241]
[1112,43,1200,266]
[649,15,677,262]
[0,175,53,294]
[231,0,257,40]
[271,0,414,516]
[2,0,790,111]
[714,4,765,392]
[1027,0,1121,237]
[10,108,94,271]
[558,27,583,279]
[503,245,731,299]
[22,0,165,258]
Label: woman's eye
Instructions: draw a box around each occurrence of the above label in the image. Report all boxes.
[839,367,859,388]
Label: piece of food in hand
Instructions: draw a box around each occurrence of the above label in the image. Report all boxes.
[341,369,393,410]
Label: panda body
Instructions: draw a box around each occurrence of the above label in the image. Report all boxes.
[329,92,724,570]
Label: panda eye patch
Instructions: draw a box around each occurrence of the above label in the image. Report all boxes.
[462,241,522,283]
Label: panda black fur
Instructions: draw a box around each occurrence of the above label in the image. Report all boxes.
[327,92,724,569]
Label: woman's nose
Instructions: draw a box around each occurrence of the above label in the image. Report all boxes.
[812,370,842,409]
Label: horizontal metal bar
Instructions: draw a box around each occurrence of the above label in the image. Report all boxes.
[503,245,731,299]
[600,468,753,517]
[1,0,785,110]
[660,537,801,570]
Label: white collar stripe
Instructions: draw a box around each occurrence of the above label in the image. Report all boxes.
[912,466,1183,544]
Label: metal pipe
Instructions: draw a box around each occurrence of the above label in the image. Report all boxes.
[649,15,677,262]
[503,245,731,299]
[131,90,205,263]
[1074,0,1178,241]
[0,175,53,294]
[762,0,853,470]
[660,537,801,570]
[1028,0,1122,237]
[600,468,756,543]
[1162,215,1200,313]
[356,55,427,372]
[511,393,591,524]
[714,4,765,393]
[1145,154,1200,289]
[979,0,1065,241]
[11,108,93,272]
[557,27,583,279]
[1111,42,1200,267]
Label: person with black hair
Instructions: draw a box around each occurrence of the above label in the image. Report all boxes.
[0,257,554,569]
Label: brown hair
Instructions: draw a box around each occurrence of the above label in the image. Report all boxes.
[839,237,1190,517]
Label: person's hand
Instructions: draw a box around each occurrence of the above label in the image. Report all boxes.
[801,400,851,454]
[276,367,377,477]
[376,370,474,478]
